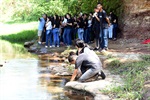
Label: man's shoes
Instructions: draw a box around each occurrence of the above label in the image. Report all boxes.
[113,38,117,41]
[100,71,106,79]
[93,47,99,51]
[95,71,106,80]
[38,41,41,44]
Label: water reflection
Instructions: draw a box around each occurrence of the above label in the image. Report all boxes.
[0,59,52,100]
[0,40,36,60]
[0,59,71,100]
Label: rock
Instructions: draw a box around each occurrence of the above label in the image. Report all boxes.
[28,46,37,53]
[39,48,48,54]
[94,94,111,100]
[24,41,34,48]
[122,0,150,39]
[48,65,72,76]
[65,81,111,100]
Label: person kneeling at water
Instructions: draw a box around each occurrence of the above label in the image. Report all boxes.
[68,52,104,82]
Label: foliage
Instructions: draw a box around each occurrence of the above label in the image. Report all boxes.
[105,56,150,99]
[0,0,123,22]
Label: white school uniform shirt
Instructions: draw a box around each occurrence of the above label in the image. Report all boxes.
[88,20,92,27]
[46,21,52,30]
[62,18,67,24]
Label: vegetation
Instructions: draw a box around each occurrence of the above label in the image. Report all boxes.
[0,22,37,59]
[0,30,37,44]
[0,0,123,22]
[101,55,150,100]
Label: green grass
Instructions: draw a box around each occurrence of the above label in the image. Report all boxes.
[0,30,37,44]
[101,55,150,100]
[0,21,38,60]
[0,21,38,43]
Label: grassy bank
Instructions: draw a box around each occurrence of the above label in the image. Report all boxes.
[0,21,38,60]
[0,21,37,44]
[101,55,150,100]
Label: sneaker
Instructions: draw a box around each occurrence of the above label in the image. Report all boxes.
[38,41,41,44]
[45,46,48,48]
[93,47,99,51]
[57,45,59,47]
[67,45,70,48]
[52,45,55,47]
[113,38,117,41]
[100,71,106,79]
[49,46,52,48]
[104,47,108,51]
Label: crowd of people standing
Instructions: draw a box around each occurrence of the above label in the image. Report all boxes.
[37,3,118,51]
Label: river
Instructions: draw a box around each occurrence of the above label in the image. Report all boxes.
[0,40,93,100]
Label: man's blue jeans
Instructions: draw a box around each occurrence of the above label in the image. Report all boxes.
[78,28,84,41]
[63,28,72,45]
[46,30,53,46]
[108,24,113,39]
[100,27,108,49]
[53,28,60,46]
[78,68,100,82]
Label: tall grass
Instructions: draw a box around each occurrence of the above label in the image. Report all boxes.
[102,55,150,100]
[0,30,37,43]
[0,21,37,43]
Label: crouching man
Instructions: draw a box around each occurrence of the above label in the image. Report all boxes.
[68,52,105,82]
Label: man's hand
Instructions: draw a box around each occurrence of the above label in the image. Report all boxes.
[70,69,78,81]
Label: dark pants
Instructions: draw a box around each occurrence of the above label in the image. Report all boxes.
[53,28,60,46]
[63,28,72,45]
[113,24,118,38]
[46,30,53,46]
[41,30,46,42]
[94,26,100,48]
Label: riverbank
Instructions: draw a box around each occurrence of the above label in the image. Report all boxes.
[24,38,150,100]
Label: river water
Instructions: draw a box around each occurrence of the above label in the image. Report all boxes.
[0,58,72,100]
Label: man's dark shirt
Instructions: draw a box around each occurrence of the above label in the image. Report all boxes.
[66,18,73,28]
[98,10,108,29]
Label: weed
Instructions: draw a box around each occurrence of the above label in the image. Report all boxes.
[102,55,150,100]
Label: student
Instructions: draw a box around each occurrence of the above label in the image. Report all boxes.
[97,3,111,50]
[37,14,47,44]
[52,15,60,47]
[87,16,92,43]
[92,7,101,50]
[83,14,88,43]
[45,17,53,48]
[63,13,73,46]
[77,13,84,41]
[68,52,103,82]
